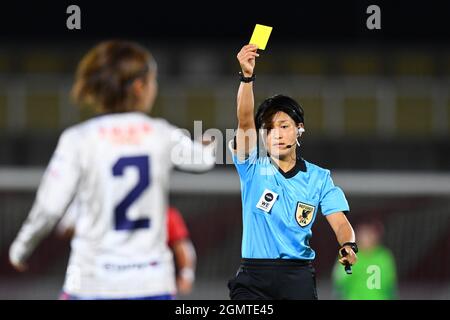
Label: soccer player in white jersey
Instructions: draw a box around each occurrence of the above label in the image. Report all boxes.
[9,40,215,300]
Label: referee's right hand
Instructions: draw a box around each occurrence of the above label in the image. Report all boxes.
[237,44,259,77]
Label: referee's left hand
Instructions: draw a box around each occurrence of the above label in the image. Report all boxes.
[338,246,357,266]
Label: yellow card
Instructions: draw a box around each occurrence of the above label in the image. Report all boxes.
[249,24,273,50]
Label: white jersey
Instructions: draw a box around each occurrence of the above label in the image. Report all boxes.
[9,111,215,298]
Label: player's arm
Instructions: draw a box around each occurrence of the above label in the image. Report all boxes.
[326,212,358,266]
[55,201,78,240]
[169,123,216,173]
[9,129,81,271]
[171,239,197,295]
[234,44,259,158]
[167,207,196,295]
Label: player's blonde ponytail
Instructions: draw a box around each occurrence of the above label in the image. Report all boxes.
[71,40,156,113]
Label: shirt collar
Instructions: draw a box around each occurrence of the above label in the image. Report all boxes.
[269,153,307,179]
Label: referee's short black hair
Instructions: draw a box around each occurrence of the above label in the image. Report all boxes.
[254,94,304,130]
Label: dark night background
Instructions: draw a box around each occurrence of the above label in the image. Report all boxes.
[0,1,448,42]
[0,0,449,300]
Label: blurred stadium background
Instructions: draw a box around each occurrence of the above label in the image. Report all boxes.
[0,1,449,299]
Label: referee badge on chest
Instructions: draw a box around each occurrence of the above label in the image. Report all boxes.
[295,202,316,227]
[256,189,279,213]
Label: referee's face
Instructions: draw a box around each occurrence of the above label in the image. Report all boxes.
[265,111,298,160]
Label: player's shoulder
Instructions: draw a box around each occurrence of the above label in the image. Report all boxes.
[52,124,86,155]
[68,112,175,129]
[58,122,85,141]
[303,159,331,176]
[66,114,106,133]
[57,112,127,141]
[147,117,178,131]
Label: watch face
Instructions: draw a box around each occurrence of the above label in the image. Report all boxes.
[344,243,358,253]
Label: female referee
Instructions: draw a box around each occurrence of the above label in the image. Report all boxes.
[227,44,358,300]
[9,40,215,299]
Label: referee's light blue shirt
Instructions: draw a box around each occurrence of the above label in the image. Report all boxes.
[231,146,350,260]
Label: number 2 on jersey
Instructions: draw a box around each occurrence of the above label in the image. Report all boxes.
[112,155,151,231]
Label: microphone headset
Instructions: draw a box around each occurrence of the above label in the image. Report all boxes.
[286,127,305,149]
[254,94,305,154]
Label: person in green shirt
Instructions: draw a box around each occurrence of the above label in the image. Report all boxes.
[332,219,397,300]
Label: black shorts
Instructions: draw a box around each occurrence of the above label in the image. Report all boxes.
[228,258,318,300]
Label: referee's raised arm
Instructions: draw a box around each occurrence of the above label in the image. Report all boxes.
[234,44,259,158]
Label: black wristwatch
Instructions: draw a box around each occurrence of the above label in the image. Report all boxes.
[239,72,255,83]
[341,242,358,254]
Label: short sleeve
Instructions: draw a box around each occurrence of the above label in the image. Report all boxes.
[319,171,350,216]
[228,138,258,181]
[167,207,189,246]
